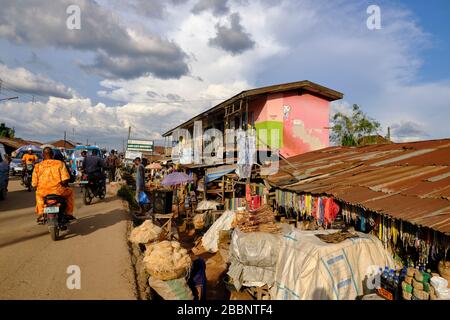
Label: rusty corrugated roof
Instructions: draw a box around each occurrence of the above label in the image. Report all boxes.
[267,139,450,234]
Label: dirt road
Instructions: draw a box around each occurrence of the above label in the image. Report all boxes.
[0,177,136,299]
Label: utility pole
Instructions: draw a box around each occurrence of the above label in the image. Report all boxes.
[127,126,131,140]
[86,138,89,146]
[64,131,67,149]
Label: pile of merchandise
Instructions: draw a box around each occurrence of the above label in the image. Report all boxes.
[315,229,359,244]
[236,205,280,234]
[379,264,450,300]
[129,220,162,244]
[401,267,433,300]
[144,241,194,300]
[143,240,192,280]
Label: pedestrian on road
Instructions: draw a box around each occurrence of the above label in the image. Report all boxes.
[106,149,120,183]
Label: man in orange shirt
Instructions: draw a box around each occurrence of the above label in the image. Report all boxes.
[32,147,75,222]
[21,147,38,182]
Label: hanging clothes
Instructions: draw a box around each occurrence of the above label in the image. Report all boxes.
[324,198,340,227]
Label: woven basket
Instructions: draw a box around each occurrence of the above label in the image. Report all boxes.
[147,265,191,281]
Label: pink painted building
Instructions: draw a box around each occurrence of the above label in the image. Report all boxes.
[163,81,343,159]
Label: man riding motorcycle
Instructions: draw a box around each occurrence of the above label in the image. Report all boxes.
[82,148,107,191]
[32,147,75,223]
[21,147,38,184]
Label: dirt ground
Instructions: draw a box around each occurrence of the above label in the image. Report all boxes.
[0,178,136,299]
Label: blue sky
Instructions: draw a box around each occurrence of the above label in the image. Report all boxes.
[391,0,450,82]
[0,0,449,149]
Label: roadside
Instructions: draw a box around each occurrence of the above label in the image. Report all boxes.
[0,178,136,300]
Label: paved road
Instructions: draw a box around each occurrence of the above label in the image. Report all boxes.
[0,177,136,299]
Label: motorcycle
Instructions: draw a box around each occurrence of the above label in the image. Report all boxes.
[42,194,69,241]
[81,173,106,205]
[23,164,34,192]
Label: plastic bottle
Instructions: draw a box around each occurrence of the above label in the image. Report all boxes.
[388,269,395,286]
[381,267,389,280]
[393,275,399,287]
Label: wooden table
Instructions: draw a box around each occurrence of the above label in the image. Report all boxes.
[153,213,178,241]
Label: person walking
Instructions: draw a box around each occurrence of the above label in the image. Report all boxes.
[106,149,119,183]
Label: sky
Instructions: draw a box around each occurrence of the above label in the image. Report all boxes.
[0,0,449,150]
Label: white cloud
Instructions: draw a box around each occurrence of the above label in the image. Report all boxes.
[0,0,189,79]
[0,64,75,99]
[1,0,450,147]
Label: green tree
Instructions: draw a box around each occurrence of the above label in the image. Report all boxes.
[331,104,380,146]
[0,123,15,138]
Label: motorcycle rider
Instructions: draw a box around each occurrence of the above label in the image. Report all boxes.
[21,147,38,183]
[82,148,107,191]
[32,147,75,223]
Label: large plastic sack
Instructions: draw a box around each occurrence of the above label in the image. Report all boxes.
[202,210,235,253]
[270,229,395,300]
[431,276,448,291]
[229,229,281,268]
[227,228,285,291]
[148,277,194,300]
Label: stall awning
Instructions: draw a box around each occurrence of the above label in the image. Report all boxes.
[206,164,236,183]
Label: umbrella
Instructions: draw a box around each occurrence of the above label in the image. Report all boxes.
[146,163,162,170]
[161,172,193,186]
[16,144,42,153]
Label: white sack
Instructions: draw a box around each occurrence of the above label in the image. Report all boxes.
[270,229,395,300]
[202,210,235,253]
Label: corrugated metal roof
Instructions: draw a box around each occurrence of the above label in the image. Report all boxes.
[267,139,450,234]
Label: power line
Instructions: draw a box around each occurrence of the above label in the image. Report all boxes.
[0,96,18,102]
[119,98,227,104]
[0,78,49,103]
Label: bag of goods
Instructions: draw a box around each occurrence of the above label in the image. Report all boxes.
[402,291,412,300]
[430,276,450,300]
[413,288,429,300]
[430,276,448,290]
[404,275,413,284]
[143,241,192,281]
[129,220,162,244]
[148,277,193,300]
[193,214,205,230]
[406,267,415,277]
[402,281,413,294]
